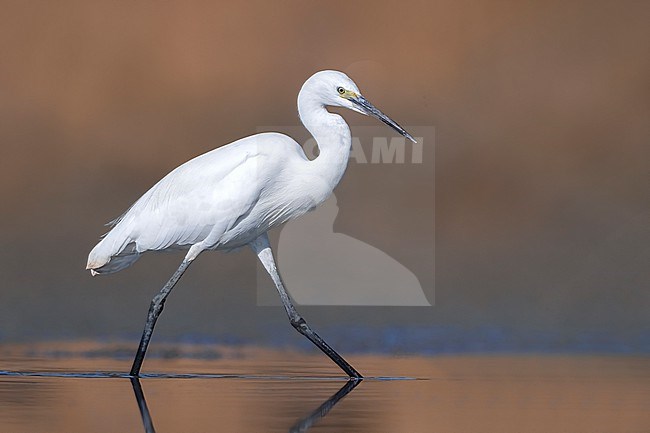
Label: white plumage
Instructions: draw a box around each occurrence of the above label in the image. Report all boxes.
[86,70,415,377]
[87,133,313,274]
[87,72,363,275]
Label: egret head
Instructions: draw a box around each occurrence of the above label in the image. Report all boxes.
[300,70,416,143]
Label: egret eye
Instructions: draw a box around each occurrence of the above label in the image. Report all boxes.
[337,86,345,95]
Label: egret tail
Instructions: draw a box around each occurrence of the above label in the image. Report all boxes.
[87,227,140,276]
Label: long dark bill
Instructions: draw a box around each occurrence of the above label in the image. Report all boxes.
[351,95,417,143]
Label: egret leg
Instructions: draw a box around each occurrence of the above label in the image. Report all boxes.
[130,259,192,376]
[250,234,362,379]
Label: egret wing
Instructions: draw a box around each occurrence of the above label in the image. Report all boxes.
[87,135,279,272]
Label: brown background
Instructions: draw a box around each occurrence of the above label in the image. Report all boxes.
[0,1,647,351]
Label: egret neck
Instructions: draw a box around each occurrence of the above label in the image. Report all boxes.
[297,88,352,195]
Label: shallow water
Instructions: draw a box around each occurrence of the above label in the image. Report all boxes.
[0,343,648,433]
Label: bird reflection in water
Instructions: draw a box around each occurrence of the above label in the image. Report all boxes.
[130,378,156,433]
[129,377,361,433]
[288,379,361,433]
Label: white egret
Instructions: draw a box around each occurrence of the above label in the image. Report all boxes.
[87,70,416,378]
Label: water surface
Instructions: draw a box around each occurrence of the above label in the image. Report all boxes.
[1,342,648,432]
